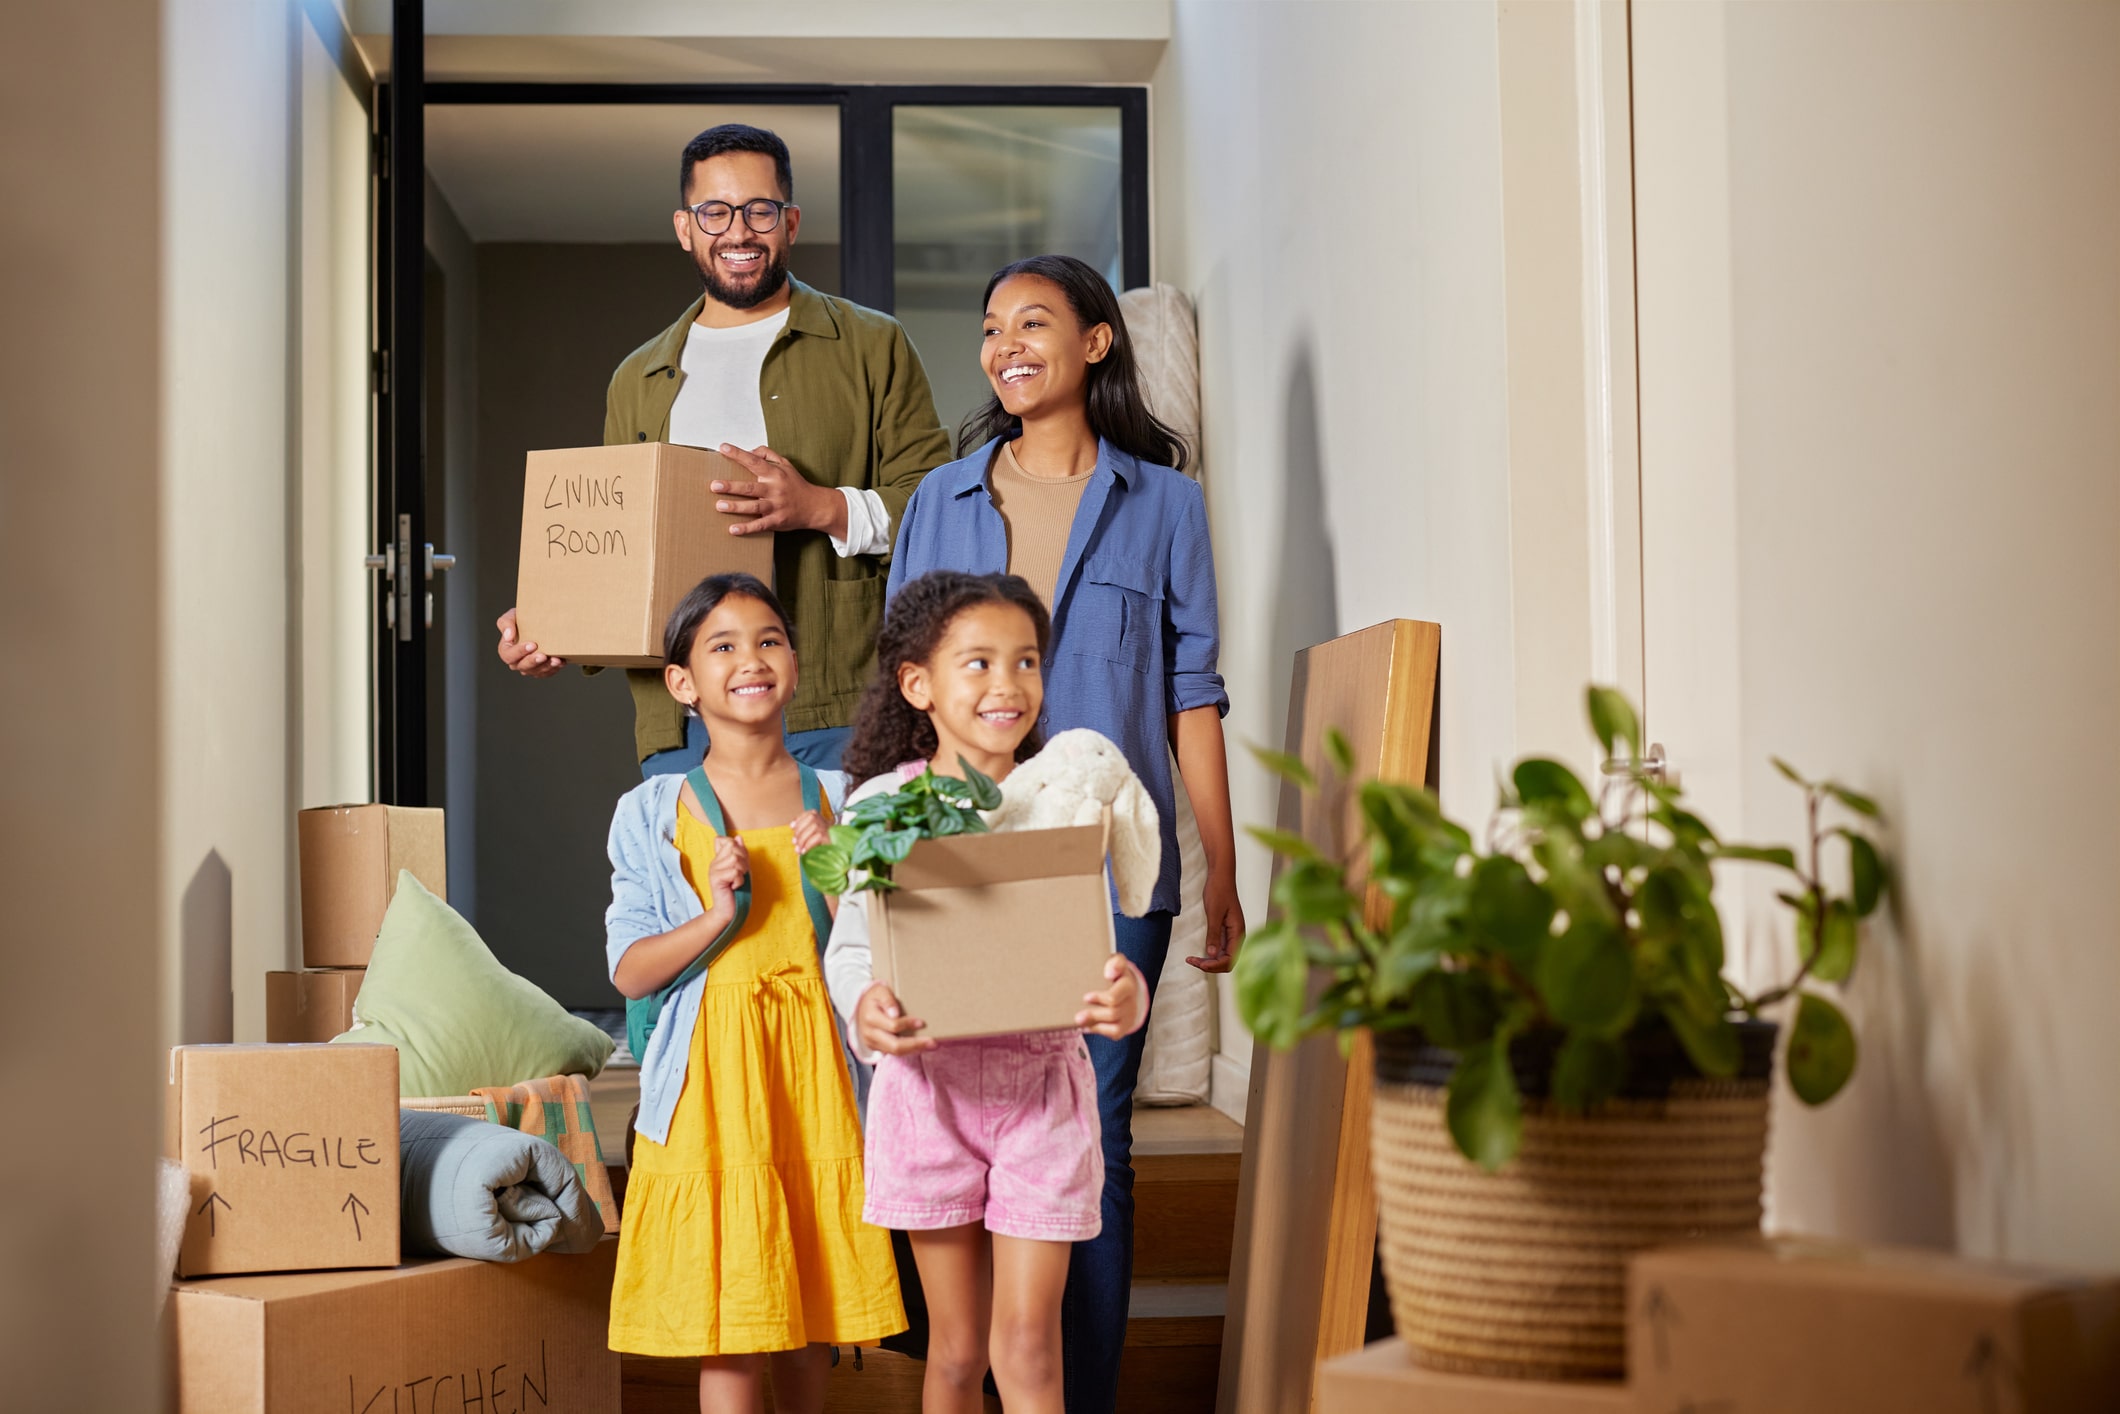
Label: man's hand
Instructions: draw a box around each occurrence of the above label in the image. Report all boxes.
[1188,865,1246,973]
[713,445,848,540]
[496,608,566,678]
[855,982,936,1057]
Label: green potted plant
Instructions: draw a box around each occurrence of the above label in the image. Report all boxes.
[1234,687,1888,1380]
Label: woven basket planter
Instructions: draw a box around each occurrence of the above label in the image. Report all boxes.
[1369,1023,1776,1381]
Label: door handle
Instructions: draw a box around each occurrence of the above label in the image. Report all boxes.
[1600,742,1675,788]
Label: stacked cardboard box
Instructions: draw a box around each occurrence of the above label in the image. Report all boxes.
[1318,1339,1626,1412]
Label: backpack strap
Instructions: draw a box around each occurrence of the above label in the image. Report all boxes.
[623,767,753,1064]
[796,762,837,961]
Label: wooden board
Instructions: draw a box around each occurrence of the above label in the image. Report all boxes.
[1216,620,1442,1414]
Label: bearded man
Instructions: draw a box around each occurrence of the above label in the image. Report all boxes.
[496,123,951,775]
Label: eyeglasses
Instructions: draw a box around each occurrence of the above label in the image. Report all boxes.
[686,198,795,236]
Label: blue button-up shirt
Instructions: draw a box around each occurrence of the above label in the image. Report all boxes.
[887,437,1228,915]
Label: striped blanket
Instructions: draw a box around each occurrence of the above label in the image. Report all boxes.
[471,1074,618,1234]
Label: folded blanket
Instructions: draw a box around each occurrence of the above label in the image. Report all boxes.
[472,1074,619,1234]
[398,1109,606,1262]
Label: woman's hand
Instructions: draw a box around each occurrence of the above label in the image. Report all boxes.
[791,809,832,855]
[1078,954,1146,1039]
[1188,863,1245,974]
[855,983,936,1057]
[706,836,750,916]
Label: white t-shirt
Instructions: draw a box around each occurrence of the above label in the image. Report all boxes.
[666,309,890,557]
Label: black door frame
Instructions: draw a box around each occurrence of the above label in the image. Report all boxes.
[371,57,1150,802]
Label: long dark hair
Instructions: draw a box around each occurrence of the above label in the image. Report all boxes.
[955,253,1189,472]
[842,572,1052,784]
[663,572,793,668]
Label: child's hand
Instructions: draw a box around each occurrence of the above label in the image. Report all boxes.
[855,983,936,1056]
[707,836,750,914]
[1078,954,1146,1039]
[791,809,832,855]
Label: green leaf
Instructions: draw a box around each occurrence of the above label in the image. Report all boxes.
[1324,726,1356,777]
[1656,806,1721,853]
[1825,782,1882,820]
[1251,744,1316,792]
[1715,843,1799,871]
[1787,991,1857,1103]
[1535,916,1637,1035]
[1513,758,1595,822]
[1408,970,1502,1048]
[1552,1032,1625,1115]
[1271,858,1358,927]
[1375,923,1443,1001]
[1446,1040,1523,1171]
[1664,1005,1741,1079]
[1586,686,1641,759]
[1808,899,1858,983]
[1233,920,1312,1050]
[1245,825,1323,862]
[1637,864,1725,987]
[956,755,1004,811]
[1465,856,1557,969]
[799,844,852,896]
[1844,832,1885,917]
[1771,756,1810,789]
[827,824,863,852]
[871,828,921,866]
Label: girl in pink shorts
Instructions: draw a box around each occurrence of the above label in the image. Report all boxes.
[823,571,1149,1414]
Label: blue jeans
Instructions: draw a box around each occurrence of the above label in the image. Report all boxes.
[638,717,852,779]
[1062,908,1175,1414]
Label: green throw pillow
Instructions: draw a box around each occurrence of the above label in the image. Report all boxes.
[332,871,614,1096]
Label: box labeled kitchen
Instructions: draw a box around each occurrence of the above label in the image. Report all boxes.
[163,1043,400,1277]
[514,442,775,668]
[868,822,1116,1041]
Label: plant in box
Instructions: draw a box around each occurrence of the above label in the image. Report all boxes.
[1234,687,1889,1381]
[799,758,1003,896]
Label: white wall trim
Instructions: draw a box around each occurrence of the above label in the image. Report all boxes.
[1575,0,1623,689]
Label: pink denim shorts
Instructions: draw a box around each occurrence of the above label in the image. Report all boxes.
[863,1030,1103,1242]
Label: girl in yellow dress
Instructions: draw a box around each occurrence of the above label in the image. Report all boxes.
[604,571,903,1413]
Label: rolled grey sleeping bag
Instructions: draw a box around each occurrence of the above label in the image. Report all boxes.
[398,1108,606,1262]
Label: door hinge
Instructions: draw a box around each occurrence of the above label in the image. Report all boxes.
[371,350,389,395]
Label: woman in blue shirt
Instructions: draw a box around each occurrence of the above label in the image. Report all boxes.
[886,254,1242,1414]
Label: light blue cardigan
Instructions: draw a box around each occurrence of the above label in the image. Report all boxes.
[604,769,847,1146]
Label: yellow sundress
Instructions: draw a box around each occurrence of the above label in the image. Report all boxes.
[608,801,905,1357]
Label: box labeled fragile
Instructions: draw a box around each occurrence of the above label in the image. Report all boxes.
[514,442,775,667]
[869,822,1115,1041]
[170,1237,620,1413]
[1629,1237,2120,1413]
[265,969,363,1043]
[164,1043,400,1277]
[298,804,445,968]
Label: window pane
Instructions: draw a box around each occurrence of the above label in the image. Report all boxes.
[892,105,1124,439]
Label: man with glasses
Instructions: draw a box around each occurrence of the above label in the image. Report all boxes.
[496,123,950,776]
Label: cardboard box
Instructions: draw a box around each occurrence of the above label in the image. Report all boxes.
[298,803,445,967]
[171,1236,620,1414]
[1630,1237,2120,1413]
[514,441,775,667]
[164,1044,400,1277]
[1319,1339,1627,1413]
[869,822,1116,1041]
[265,969,363,1043]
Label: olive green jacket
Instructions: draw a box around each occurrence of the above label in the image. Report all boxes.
[602,279,950,758]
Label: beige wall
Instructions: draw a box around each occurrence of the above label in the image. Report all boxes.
[0,3,166,1405]
[1153,0,1523,1113]
[1635,1,2120,1263]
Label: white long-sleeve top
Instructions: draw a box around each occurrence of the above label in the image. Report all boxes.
[823,731,1160,1061]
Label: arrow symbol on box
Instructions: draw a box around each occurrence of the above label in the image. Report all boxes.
[1641,1285,1681,1372]
[342,1192,371,1241]
[196,1191,233,1236]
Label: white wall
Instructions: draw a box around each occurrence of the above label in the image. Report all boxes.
[1635,1,2120,1264]
[1153,1,1522,1113]
[163,0,304,1044]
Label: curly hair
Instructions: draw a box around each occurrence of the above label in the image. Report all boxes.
[842,571,1052,784]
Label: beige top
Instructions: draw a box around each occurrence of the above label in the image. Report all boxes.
[986,440,1094,609]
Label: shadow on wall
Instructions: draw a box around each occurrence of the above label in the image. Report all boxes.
[180,850,233,1045]
[1268,341,1342,749]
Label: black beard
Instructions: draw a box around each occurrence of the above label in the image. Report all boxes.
[698,241,789,310]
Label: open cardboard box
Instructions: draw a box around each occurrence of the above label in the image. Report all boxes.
[515,442,775,667]
[164,1044,400,1278]
[170,1237,620,1413]
[870,820,1116,1041]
